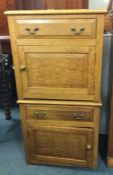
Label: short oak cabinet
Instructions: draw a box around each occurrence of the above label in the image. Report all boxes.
[5,10,106,168]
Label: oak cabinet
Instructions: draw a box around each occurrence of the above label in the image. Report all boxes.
[5,10,105,168]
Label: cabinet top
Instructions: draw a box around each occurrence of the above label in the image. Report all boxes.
[4,9,106,16]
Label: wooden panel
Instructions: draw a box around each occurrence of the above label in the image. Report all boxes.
[15,18,96,39]
[28,124,93,167]
[18,46,95,100]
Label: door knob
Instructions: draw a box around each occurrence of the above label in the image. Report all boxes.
[86,145,92,150]
[20,65,26,71]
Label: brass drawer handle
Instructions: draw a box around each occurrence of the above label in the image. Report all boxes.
[71,27,85,35]
[25,27,39,35]
[86,145,92,150]
[20,65,26,71]
[34,111,47,119]
[73,113,85,120]
[80,27,85,32]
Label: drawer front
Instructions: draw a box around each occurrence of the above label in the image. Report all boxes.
[15,18,96,39]
[25,105,94,122]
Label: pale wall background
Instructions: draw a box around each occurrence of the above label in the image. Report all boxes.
[89,0,110,9]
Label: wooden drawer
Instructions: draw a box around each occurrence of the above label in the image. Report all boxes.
[25,105,94,122]
[15,18,96,39]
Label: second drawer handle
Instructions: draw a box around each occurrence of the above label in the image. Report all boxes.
[34,111,47,119]
[73,113,85,120]
[25,27,39,35]
[71,27,85,35]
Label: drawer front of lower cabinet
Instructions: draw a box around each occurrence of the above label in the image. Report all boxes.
[25,105,94,122]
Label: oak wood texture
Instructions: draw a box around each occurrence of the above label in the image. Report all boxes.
[5,9,106,15]
[28,125,93,167]
[17,100,102,107]
[15,18,96,39]
[6,10,105,168]
[20,103,100,168]
[18,46,95,101]
[6,12,105,102]
[25,105,94,122]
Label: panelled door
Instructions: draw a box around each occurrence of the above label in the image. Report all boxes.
[18,45,96,101]
[27,124,93,167]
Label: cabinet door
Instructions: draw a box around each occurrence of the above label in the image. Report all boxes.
[18,46,95,101]
[27,124,93,167]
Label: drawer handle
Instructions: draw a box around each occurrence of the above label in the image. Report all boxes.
[20,65,26,71]
[86,145,92,150]
[73,113,85,120]
[71,27,85,35]
[34,111,47,119]
[25,27,39,35]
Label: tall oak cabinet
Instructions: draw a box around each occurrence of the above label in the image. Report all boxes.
[5,10,105,168]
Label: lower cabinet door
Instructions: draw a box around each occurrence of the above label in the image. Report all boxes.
[27,124,93,167]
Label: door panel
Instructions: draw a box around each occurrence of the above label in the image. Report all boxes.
[18,46,95,100]
[28,124,93,167]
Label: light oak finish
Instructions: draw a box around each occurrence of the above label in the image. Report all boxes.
[28,125,93,167]
[15,18,96,39]
[25,105,95,122]
[18,46,95,100]
[5,9,106,15]
[5,10,106,168]
[17,100,102,106]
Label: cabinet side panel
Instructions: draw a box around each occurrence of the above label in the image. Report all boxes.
[95,15,104,102]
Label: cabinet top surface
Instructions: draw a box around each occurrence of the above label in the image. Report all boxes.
[4,9,106,16]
